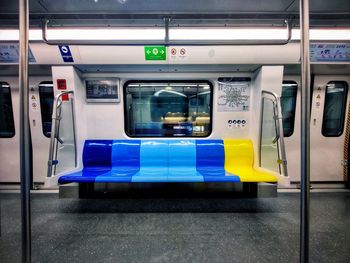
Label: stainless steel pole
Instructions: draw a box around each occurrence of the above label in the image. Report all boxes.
[19,0,31,262]
[299,0,311,262]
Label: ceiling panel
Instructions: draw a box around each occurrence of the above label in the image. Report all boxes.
[36,0,294,14]
[287,0,350,12]
[0,0,349,14]
[0,1,46,13]
[0,0,349,27]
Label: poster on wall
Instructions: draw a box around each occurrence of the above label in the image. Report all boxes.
[217,78,251,112]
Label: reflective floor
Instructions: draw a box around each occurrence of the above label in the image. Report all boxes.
[0,190,349,263]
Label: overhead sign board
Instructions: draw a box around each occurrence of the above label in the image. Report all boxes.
[310,43,350,62]
[144,46,166,60]
[0,44,36,63]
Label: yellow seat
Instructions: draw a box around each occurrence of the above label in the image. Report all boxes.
[224,139,277,183]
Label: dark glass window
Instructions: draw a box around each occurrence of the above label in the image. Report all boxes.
[124,81,212,137]
[281,81,298,137]
[0,82,15,138]
[322,81,348,137]
[39,81,54,138]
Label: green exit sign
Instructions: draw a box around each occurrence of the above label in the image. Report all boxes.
[144,46,166,60]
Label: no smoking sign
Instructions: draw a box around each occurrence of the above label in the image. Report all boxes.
[170,47,188,60]
[180,48,186,56]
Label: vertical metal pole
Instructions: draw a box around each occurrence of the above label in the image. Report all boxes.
[300,0,311,262]
[164,17,171,44]
[19,0,31,262]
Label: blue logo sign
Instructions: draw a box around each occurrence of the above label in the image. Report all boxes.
[58,45,74,62]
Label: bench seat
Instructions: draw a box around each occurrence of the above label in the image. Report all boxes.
[58,139,277,184]
[224,139,278,183]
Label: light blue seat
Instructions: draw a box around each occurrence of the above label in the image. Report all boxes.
[168,140,204,182]
[131,140,168,182]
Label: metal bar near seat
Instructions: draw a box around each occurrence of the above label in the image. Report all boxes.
[261,90,289,178]
[47,91,74,178]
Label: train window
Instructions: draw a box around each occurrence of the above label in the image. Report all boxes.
[0,82,15,138]
[124,81,212,137]
[322,81,348,137]
[281,81,298,137]
[39,81,54,138]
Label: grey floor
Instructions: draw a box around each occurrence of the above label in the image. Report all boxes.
[0,190,349,263]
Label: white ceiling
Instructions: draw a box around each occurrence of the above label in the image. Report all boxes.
[0,0,349,27]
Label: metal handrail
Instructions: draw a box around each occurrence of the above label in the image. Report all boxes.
[261,90,288,178]
[47,91,74,178]
[42,19,292,46]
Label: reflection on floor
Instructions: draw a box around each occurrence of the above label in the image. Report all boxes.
[0,191,349,263]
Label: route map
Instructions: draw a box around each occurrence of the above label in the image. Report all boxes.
[217,82,250,112]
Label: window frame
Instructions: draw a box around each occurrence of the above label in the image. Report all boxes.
[321,80,349,137]
[281,80,298,137]
[38,81,54,138]
[0,81,15,138]
[123,79,214,138]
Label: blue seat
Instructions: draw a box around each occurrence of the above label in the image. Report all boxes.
[58,140,113,184]
[95,140,140,182]
[59,140,141,184]
[58,139,241,184]
[196,140,240,182]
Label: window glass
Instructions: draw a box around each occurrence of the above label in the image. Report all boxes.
[0,82,15,138]
[322,81,348,137]
[39,81,54,138]
[281,81,298,137]
[124,81,212,137]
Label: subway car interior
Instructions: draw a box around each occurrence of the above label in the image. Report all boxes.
[0,0,350,262]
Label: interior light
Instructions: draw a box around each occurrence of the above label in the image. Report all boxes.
[46,28,164,40]
[165,86,172,90]
[0,29,42,41]
[169,28,350,41]
[310,29,350,40]
[0,28,164,41]
[170,28,289,40]
[154,89,186,97]
[0,28,349,42]
[198,91,211,96]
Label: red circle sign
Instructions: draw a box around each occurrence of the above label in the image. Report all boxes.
[180,48,186,55]
[171,48,177,55]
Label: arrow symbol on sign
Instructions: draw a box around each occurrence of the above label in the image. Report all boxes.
[147,50,151,54]
[160,50,165,55]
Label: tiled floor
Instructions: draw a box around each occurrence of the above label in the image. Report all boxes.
[0,190,349,262]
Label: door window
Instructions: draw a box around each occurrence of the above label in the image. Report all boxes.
[39,81,54,138]
[322,81,348,137]
[0,82,15,138]
[281,81,298,137]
